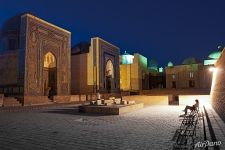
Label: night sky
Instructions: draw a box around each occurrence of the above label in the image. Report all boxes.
[0,0,225,67]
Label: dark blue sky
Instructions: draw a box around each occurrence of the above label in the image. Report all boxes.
[0,0,224,67]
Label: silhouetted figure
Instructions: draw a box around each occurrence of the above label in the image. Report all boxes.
[182,99,199,115]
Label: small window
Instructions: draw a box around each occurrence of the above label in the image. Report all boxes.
[172,74,176,80]
[189,72,194,78]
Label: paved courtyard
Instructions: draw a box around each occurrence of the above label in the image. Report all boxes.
[0,105,198,150]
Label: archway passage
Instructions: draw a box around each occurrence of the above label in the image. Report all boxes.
[105,59,114,93]
[43,52,57,99]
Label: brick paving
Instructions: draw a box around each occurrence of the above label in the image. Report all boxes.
[204,106,225,150]
[0,105,201,150]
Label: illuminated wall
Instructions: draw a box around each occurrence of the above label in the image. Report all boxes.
[179,95,211,107]
[71,37,120,94]
[211,48,225,122]
[121,54,134,64]
[120,53,149,91]
[165,64,212,89]
[120,64,131,90]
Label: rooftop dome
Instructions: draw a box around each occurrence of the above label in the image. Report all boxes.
[208,51,222,60]
[123,51,131,55]
[167,61,173,67]
[182,57,199,65]
[121,51,134,64]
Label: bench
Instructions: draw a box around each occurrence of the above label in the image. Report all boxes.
[172,106,203,149]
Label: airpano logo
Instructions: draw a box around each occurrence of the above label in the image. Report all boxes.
[195,140,221,148]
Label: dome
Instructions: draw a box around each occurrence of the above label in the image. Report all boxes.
[123,51,130,55]
[167,61,173,67]
[121,51,134,64]
[208,51,221,60]
[182,57,198,65]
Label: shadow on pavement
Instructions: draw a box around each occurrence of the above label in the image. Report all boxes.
[41,106,110,116]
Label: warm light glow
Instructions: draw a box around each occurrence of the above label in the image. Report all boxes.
[44,52,56,68]
[210,67,218,97]
[209,66,216,72]
[179,95,211,108]
[106,59,114,78]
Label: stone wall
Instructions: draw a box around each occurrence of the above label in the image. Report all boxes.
[95,37,120,93]
[23,96,49,106]
[122,94,211,106]
[70,94,97,102]
[120,53,149,91]
[122,95,168,105]
[179,95,210,106]
[141,88,210,95]
[20,14,71,103]
[71,53,94,94]
[166,64,212,89]
[211,49,225,123]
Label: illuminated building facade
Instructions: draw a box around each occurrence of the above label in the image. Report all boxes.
[211,47,225,122]
[0,13,71,105]
[120,53,149,91]
[71,37,120,94]
[120,52,165,91]
[165,57,213,89]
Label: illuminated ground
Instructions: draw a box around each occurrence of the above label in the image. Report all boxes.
[0,105,202,150]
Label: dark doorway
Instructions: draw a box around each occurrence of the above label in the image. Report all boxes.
[172,81,176,88]
[48,68,57,98]
[106,76,112,93]
[169,95,179,105]
[189,80,195,88]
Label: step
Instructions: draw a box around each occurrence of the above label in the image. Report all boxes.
[3,97,22,107]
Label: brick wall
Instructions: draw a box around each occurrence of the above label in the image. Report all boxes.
[71,53,94,94]
[0,51,19,85]
[166,64,212,89]
[211,49,225,123]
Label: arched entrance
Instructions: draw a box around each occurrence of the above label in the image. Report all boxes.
[43,52,57,99]
[105,59,114,93]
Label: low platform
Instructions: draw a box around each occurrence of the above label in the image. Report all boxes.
[79,103,144,115]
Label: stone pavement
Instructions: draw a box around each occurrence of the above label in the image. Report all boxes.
[204,106,225,150]
[0,105,202,150]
